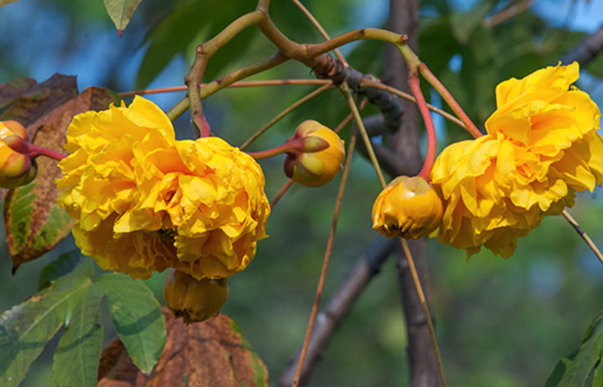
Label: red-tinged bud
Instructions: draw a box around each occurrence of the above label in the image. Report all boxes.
[1,121,28,140]
[372,176,443,239]
[284,120,345,187]
[0,121,37,188]
[163,269,229,325]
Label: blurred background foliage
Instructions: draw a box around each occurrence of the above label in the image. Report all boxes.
[1,0,603,385]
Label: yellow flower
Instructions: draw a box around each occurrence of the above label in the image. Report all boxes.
[57,96,270,279]
[431,63,603,258]
[372,176,443,239]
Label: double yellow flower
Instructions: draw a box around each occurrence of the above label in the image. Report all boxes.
[431,63,603,258]
[57,97,270,280]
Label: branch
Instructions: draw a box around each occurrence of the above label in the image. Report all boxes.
[385,0,441,386]
[483,0,538,28]
[278,236,398,386]
[183,10,265,135]
[561,24,603,67]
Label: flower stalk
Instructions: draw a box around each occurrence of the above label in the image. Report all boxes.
[419,63,482,138]
[246,136,329,160]
[407,77,436,181]
[3,134,65,161]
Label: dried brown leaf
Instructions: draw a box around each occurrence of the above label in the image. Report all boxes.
[4,86,119,272]
[0,74,78,139]
[98,308,269,387]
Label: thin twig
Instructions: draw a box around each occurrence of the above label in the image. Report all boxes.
[340,83,387,189]
[240,83,333,150]
[270,179,294,208]
[292,128,357,387]
[289,0,348,66]
[562,209,603,267]
[167,52,289,121]
[484,0,539,28]
[278,237,397,386]
[399,238,447,387]
[334,99,369,134]
[418,64,483,138]
[118,79,331,98]
[360,78,466,130]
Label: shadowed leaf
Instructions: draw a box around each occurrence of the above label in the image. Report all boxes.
[0,272,94,387]
[38,250,83,291]
[0,74,78,139]
[103,0,143,36]
[98,308,269,387]
[53,284,104,387]
[0,77,38,110]
[545,311,603,387]
[135,0,255,89]
[4,86,119,273]
[97,274,166,374]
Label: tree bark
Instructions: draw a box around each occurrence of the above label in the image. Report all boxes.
[384,0,441,385]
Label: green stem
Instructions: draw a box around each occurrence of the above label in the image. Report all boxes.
[184,11,265,137]
[167,53,288,123]
[400,238,447,387]
[340,82,386,189]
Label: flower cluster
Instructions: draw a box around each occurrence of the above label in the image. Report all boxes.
[431,63,603,258]
[57,96,270,280]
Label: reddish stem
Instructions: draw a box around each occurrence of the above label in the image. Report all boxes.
[28,144,66,161]
[408,77,436,181]
[3,135,65,161]
[246,139,303,160]
[194,114,212,138]
[419,64,483,139]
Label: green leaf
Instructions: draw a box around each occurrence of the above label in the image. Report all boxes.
[450,0,496,44]
[0,272,94,387]
[136,0,256,89]
[545,311,603,387]
[53,284,104,387]
[136,0,211,89]
[594,359,603,387]
[97,273,166,373]
[103,0,143,36]
[38,250,83,291]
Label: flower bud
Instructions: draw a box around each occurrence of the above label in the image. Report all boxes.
[163,269,229,325]
[284,120,345,187]
[372,176,443,239]
[0,121,36,188]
